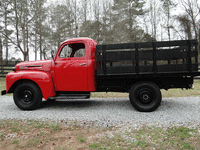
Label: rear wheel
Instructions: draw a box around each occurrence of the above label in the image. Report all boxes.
[129,82,162,112]
[13,82,42,110]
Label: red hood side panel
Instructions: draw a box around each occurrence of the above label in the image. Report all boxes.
[15,60,52,72]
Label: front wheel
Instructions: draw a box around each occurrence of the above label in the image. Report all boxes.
[129,82,162,112]
[13,82,42,110]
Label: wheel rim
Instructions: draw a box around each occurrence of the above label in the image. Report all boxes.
[138,89,153,104]
[21,90,33,104]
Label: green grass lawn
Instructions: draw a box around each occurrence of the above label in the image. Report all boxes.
[0,78,6,92]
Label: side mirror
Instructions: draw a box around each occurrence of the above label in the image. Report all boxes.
[51,50,54,59]
[51,51,56,65]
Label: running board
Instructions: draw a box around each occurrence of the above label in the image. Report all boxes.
[48,93,90,100]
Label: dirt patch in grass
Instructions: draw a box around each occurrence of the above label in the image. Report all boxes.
[0,120,199,150]
[0,120,109,150]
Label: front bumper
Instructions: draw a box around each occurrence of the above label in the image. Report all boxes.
[1,90,6,95]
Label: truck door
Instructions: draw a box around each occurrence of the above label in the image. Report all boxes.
[54,42,88,91]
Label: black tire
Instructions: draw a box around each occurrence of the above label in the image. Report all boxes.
[129,82,162,112]
[13,82,42,110]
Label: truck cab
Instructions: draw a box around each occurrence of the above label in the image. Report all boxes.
[2,38,98,110]
[52,38,97,92]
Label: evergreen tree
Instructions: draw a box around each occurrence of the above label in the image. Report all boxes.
[30,0,47,60]
[49,4,72,49]
[112,0,146,43]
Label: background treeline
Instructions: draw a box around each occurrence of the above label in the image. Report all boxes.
[0,0,200,61]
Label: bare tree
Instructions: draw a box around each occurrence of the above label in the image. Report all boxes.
[66,0,79,38]
[177,15,192,39]
[0,0,13,62]
[93,0,101,42]
[7,0,33,61]
[179,0,200,40]
[149,0,159,41]
[82,0,87,22]
[102,1,113,44]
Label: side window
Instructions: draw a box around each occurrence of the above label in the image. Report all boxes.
[59,43,85,58]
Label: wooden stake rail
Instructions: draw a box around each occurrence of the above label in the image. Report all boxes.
[96,40,198,77]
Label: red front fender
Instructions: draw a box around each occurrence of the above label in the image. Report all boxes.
[6,71,56,99]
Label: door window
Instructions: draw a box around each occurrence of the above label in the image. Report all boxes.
[59,43,85,58]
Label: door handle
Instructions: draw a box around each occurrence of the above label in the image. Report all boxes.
[80,63,87,66]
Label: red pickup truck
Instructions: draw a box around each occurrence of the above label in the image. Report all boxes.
[1,38,199,112]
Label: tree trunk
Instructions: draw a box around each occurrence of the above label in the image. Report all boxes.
[4,7,8,63]
[74,0,78,38]
[35,31,37,61]
[0,36,3,73]
[0,36,2,63]
[167,8,171,41]
[40,33,42,60]
[22,26,27,61]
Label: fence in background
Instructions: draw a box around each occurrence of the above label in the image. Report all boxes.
[0,61,22,78]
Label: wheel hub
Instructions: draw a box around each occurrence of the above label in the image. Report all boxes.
[139,90,153,104]
[21,90,33,103]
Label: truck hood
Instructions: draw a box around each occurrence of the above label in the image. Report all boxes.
[15,60,53,72]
